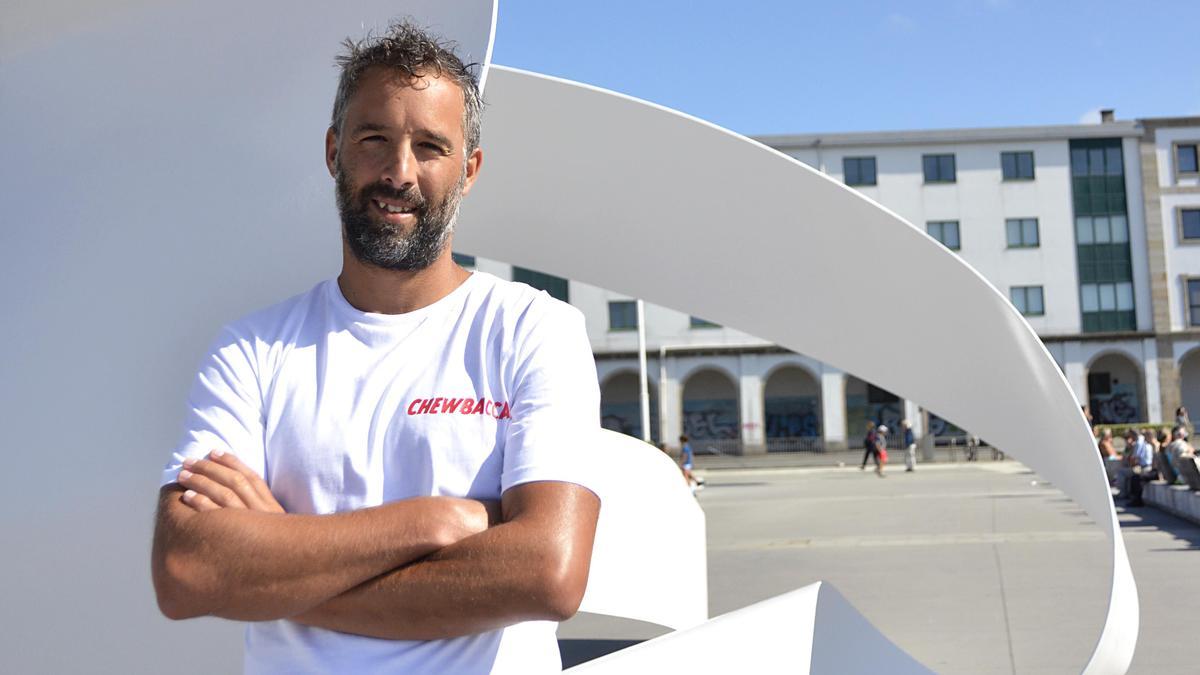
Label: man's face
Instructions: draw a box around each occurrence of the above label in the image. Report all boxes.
[326,67,482,270]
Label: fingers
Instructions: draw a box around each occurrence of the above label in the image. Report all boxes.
[180,488,221,512]
[177,467,248,509]
[205,450,284,513]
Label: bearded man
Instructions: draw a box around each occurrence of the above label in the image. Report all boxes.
[151,21,601,674]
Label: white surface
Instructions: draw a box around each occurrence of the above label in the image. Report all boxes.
[577,431,707,631]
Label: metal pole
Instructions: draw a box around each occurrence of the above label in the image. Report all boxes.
[636,299,651,442]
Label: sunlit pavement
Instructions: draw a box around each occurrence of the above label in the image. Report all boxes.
[559,461,1200,674]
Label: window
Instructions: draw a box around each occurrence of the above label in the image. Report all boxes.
[1001,151,1035,180]
[1080,282,1134,313]
[512,266,569,303]
[1010,286,1044,316]
[1075,214,1129,244]
[1190,280,1200,327]
[451,252,476,268]
[608,301,637,331]
[1181,208,1200,241]
[923,154,956,183]
[690,316,720,329]
[1006,218,1040,248]
[1178,143,1199,175]
[926,221,960,250]
[843,156,877,186]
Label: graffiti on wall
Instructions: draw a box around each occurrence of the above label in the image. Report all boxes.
[683,399,739,439]
[1091,383,1140,424]
[601,402,660,442]
[764,396,821,438]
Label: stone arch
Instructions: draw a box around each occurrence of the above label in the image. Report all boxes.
[763,365,822,451]
[600,369,660,443]
[681,368,741,453]
[1177,347,1200,424]
[1086,351,1145,424]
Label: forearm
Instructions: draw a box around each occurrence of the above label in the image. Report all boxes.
[152,488,468,621]
[293,483,599,640]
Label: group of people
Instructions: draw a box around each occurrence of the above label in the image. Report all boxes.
[1097,408,1197,507]
[860,419,917,476]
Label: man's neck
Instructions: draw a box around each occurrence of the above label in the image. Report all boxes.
[337,243,471,315]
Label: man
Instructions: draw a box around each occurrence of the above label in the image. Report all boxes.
[901,418,916,472]
[151,22,601,674]
[1118,428,1153,506]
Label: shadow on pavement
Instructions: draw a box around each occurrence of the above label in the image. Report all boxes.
[558,639,646,668]
[1118,504,1200,550]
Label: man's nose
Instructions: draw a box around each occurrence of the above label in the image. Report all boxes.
[381,142,418,189]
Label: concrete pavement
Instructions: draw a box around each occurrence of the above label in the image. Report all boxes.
[558,461,1200,674]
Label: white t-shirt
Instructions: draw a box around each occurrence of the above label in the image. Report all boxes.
[162,271,600,674]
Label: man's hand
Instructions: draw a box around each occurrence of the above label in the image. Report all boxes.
[176,450,285,513]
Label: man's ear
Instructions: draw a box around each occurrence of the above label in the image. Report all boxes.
[325,127,338,178]
[460,147,484,197]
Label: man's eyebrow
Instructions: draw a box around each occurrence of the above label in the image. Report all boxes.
[350,122,389,135]
[421,130,455,150]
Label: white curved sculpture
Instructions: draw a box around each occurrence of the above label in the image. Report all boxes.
[0,0,1136,673]
[458,68,1138,673]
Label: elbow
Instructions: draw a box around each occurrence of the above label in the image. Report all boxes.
[538,558,591,622]
[152,548,217,620]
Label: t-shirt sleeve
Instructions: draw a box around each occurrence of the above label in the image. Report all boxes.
[160,327,266,487]
[500,301,601,496]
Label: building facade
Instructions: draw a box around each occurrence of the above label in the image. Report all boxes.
[456,114,1200,453]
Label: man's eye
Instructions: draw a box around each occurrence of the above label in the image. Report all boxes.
[420,142,448,153]
[362,135,386,142]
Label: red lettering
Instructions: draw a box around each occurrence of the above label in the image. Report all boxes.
[443,398,462,413]
[460,399,475,414]
[417,398,434,414]
[430,397,445,414]
[407,399,423,415]
[500,402,512,420]
[484,401,494,416]
[475,398,487,415]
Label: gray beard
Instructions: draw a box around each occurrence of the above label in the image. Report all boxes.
[335,166,464,271]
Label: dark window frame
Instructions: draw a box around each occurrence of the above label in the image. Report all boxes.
[926,220,961,250]
[689,316,720,329]
[1006,217,1040,248]
[923,153,957,183]
[1176,142,1199,177]
[1001,151,1036,181]
[1189,278,1200,327]
[843,156,877,186]
[1010,285,1045,316]
[1180,208,1200,243]
[607,300,638,332]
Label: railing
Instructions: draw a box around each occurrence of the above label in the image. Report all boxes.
[765,437,825,453]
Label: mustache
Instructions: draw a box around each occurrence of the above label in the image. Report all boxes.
[360,182,428,209]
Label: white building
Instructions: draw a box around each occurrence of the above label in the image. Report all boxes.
[458,114,1198,453]
[1137,116,1200,420]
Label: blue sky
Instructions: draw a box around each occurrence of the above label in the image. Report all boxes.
[492,0,1200,136]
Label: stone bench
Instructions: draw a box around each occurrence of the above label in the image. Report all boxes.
[1144,472,1200,525]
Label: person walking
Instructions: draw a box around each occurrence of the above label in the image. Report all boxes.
[679,435,704,492]
[874,425,889,477]
[901,419,916,472]
[860,421,878,471]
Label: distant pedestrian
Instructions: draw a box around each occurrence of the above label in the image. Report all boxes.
[1176,406,1192,436]
[860,421,878,472]
[902,419,916,472]
[678,435,704,492]
[966,435,979,462]
[874,425,889,477]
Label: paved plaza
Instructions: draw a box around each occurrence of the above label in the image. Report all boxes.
[559,461,1200,674]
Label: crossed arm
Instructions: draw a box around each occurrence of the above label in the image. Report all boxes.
[151,451,600,639]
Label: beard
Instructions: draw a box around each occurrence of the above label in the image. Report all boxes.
[335,162,464,271]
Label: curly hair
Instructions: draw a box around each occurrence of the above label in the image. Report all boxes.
[331,20,483,152]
